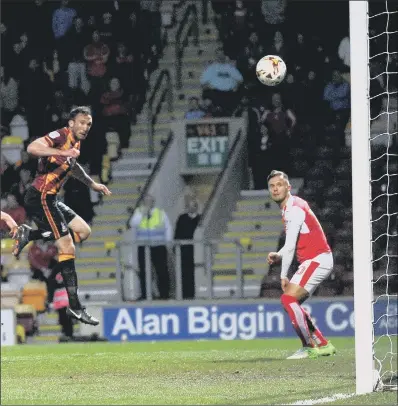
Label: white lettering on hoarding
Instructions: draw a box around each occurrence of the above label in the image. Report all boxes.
[188,306,285,340]
[325,303,351,332]
[111,309,179,336]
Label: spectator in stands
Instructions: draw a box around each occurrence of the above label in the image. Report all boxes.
[129,194,172,300]
[201,97,221,118]
[124,12,141,57]
[52,0,77,70]
[98,12,115,45]
[185,97,205,120]
[45,89,71,131]
[84,30,110,106]
[174,197,201,299]
[10,168,33,206]
[323,69,351,130]
[19,58,51,141]
[0,66,19,128]
[200,48,243,116]
[43,50,61,89]
[0,194,26,234]
[234,1,248,33]
[338,35,350,68]
[66,17,90,96]
[237,32,264,86]
[112,42,135,96]
[140,0,162,54]
[266,31,288,63]
[300,71,326,130]
[28,240,57,282]
[290,33,313,81]
[261,0,286,26]
[99,77,131,152]
[261,93,296,174]
[233,95,272,190]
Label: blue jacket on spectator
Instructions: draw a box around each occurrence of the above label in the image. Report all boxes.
[323,82,350,111]
[52,6,76,39]
[200,62,243,92]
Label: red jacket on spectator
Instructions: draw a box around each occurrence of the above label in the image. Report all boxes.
[100,89,128,116]
[0,207,26,231]
[84,31,110,77]
[28,242,57,271]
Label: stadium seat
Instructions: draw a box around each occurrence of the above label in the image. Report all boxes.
[105,131,120,160]
[15,304,37,336]
[1,238,15,254]
[1,282,21,308]
[10,114,29,141]
[1,135,23,164]
[7,261,31,290]
[22,281,47,313]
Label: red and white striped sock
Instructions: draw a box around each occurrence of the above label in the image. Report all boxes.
[281,294,315,347]
[301,308,329,347]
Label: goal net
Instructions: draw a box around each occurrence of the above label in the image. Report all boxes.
[368,0,398,392]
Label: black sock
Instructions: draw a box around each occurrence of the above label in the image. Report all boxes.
[29,230,55,242]
[57,258,82,310]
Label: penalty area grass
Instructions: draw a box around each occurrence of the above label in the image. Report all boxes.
[1,337,396,405]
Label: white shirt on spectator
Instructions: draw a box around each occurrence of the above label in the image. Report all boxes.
[338,36,350,67]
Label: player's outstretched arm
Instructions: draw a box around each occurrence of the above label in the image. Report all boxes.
[1,211,18,238]
[71,163,112,196]
[27,137,80,158]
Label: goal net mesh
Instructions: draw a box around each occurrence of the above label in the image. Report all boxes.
[368,0,398,391]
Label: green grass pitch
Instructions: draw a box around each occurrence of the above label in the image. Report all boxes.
[1,337,397,405]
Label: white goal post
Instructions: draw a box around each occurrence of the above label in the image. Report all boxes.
[350,0,375,395]
[351,0,398,395]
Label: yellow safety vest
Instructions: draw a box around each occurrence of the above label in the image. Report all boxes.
[136,208,166,241]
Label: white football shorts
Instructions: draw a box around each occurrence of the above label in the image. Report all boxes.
[290,252,334,295]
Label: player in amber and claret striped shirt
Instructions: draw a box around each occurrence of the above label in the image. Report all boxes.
[13,106,111,325]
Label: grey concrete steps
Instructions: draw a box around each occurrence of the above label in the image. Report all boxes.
[216,240,276,254]
[227,219,283,233]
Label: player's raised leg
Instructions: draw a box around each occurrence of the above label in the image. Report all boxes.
[54,233,98,325]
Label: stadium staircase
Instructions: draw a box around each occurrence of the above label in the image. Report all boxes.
[209,190,282,298]
[70,2,221,305]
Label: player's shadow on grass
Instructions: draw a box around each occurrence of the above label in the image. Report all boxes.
[205,357,281,364]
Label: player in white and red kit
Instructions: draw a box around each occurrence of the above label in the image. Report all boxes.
[266,170,337,359]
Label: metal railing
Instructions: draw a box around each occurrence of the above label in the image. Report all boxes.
[116,239,248,301]
[126,130,174,229]
[200,130,242,225]
[146,69,173,157]
[175,4,199,89]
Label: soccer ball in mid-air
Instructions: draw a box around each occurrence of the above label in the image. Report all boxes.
[256,55,287,86]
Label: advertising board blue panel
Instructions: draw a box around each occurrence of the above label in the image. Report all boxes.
[103,299,396,342]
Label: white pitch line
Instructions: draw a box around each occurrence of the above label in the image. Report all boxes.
[286,392,356,405]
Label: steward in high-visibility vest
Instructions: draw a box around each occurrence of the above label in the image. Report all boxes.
[128,194,172,299]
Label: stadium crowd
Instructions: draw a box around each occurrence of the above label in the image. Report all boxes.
[1,0,162,230]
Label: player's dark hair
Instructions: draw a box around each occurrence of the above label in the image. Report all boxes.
[267,170,289,183]
[68,106,92,121]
